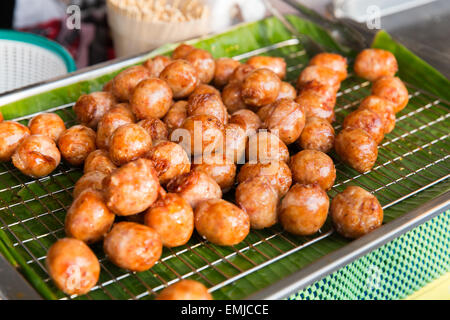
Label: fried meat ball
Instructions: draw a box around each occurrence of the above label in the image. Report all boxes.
[28,113,66,141]
[237,160,292,197]
[156,280,212,300]
[73,91,116,128]
[235,175,279,229]
[190,84,221,98]
[229,109,261,136]
[172,43,195,60]
[144,193,194,248]
[65,189,115,244]
[130,78,173,120]
[309,53,348,81]
[163,100,188,133]
[192,153,237,192]
[221,82,247,114]
[103,158,160,216]
[295,88,336,123]
[12,135,61,178]
[223,123,247,164]
[279,183,329,236]
[103,222,162,272]
[112,65,151,101]
[187,93,228,124]
[358,95,396,134]
[246,56,287,79]
[194,199,250,246]
[0,121,30,162]
[103,80,113,92]
[330,186,383,239]
[289,150,336,191]
[184,49,215,84]
[146,141,190,185]
[160,60,199,99]
[263,98,305,145]
[371,76,409,113]
[297,65,340,91]
[277,82,297,100]
[354,49,398,82]
[84,149,117,174]
[228,64,255,84]
[214,57,241,88]
[143,55,172,78]
[109,123,152,166]
[96,103,135,150]
[335,128,378,173]
[166,171,222,209]
[46,238,100,295]
[256,104,274,123]
[176,115,224,157]
[58,125,96,166]
[73,170,108,199]
[241,68,281,107]
[246,131,289,163]
[342,109,385,144]
[297,117,335,153]
[137,118,169,143]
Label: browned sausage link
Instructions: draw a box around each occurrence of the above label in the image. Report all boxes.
[330,186,383,239]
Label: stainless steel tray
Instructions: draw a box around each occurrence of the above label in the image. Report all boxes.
[0,33,449,300]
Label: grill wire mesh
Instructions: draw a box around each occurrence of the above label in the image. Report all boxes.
[0,39,449,300]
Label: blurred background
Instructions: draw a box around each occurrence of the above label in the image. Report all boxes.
[0,0,449,73]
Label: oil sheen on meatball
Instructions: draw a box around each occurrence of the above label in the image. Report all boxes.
[0,121,30,162]
[354,49,398,82]
[109,123,152,166]
[73,91,116,128]
[241,68,281,108]
[297,117,335,153]
[28,113,66,141]
[130,78,173,120]
[160,60,199,99]
[58,125,96,166]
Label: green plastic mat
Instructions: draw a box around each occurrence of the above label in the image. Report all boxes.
[290,210,450,300]
[0,15,448,300]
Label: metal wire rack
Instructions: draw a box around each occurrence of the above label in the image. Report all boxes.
[0,38,449,300]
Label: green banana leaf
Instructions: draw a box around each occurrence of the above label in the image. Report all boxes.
[0,15,448,300]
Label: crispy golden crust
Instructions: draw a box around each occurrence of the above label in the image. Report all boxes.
[371,76,409,113]
[297,65,340,92]
[12,134,61,178]
[73,170,108,199]
[130,78,173,119]
[103,222,162,272]
[146,141,191,185]
[277,82,297,100]
[96,104,135,150]
[354,49,398,81]
[358,95,396,134]
[84,149,117,174]
[156,280,212,300]
[160,60,200,99]
[241,68,281,107]
[58,125,96,166]
[103,159,160,216]
[65,189,115,244]
[235,175,279,229]
[73,92,116,128]
[263,98,305,145]
[221,82,247,114]
[335,128,378,173]
[214,58,241,88]
[112,65,151,101]
[309,53,348,81]
[246,131,289,163]
[187,93,228,124]
[192,153,237,192]
[295,88,336,123]
[330,186,383,239]
[163,100,188,133]
[228,64,255,84]
[137,118,169,144]
[46,238,99,295]
[297,117,335,153]
[279,183,329,236]
[246,56,287,79]
[166,171,222,209]
[342,109,385,144]
[109,123,152,166]
[0,121,30,162]
[172,43,195,60]
[28,113,66,141]
[289,150,336,191]
[194,199,250,246]
[144,193,194,248]
[143,55,172,78]
[190,84,221,98]
[238,160,292,197]
[185,49,215,84]
[229,109,261,136]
